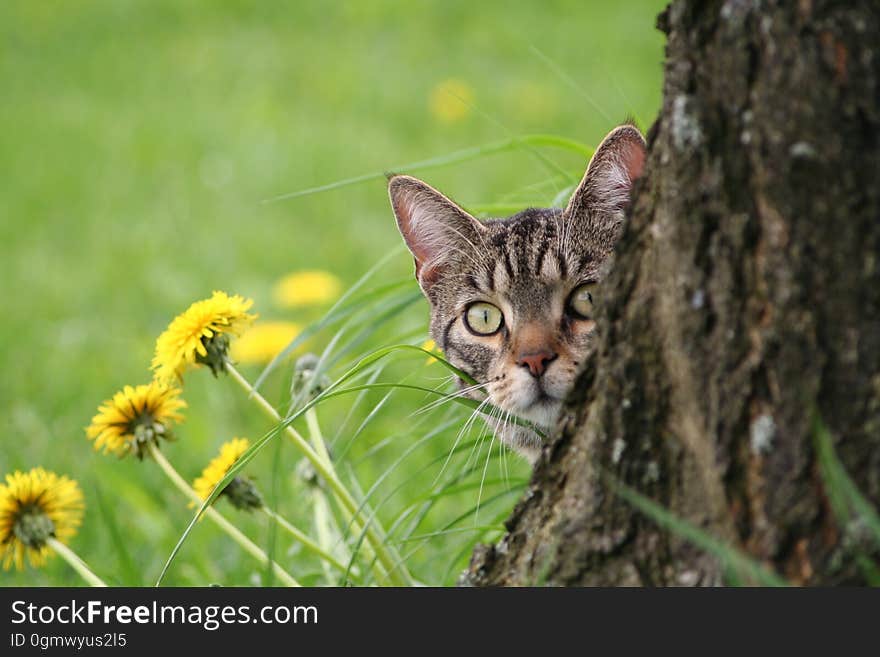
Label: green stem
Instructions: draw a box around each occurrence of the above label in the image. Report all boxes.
[260,506,351,576]
[310,487,342,583]
[148,443,300,587]
[232,363,392,584]
[47,538,107,587]
[304,408,361,583]
[225,361,412,586]
[305,408,332,463]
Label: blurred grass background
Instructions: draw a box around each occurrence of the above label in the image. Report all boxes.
[0,0,667,585]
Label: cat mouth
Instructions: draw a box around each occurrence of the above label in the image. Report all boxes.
[531,390,559,406]
[505,388,562,427]
[511,378,561,405]
[528,378,563,404]
[533,385,562,404]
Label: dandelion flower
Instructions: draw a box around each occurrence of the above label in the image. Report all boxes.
[86,382,186,459]
[230,321,302,365]
[428,79,473,124]
[504,81,557,121]
[152,291,257,382]
[193,438,263,511]
[0,468,84,571]
[273,271,342,309]
[422,338,441,364]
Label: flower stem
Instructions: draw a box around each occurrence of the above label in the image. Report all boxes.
[147,443,300,587]
[47,538,107,587]
[225,361,412,586]
[305,408,332,463]
[303,408,359,583]
[260,506,351,576]
[304,409,390,583]
[310,486,344,583]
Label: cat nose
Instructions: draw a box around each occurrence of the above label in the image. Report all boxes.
[517,350,557,377]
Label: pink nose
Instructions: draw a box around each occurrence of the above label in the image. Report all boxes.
[517,350,557,377]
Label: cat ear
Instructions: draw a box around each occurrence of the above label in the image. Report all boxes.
[563,124,646,239]
[388,174,484,291]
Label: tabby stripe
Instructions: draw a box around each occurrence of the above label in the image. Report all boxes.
[577,253,593,272]
[533,239,549,277]
[485,264,495,292]
[556,251,568,278]
[441,315,457,351]
[503,246,515,279]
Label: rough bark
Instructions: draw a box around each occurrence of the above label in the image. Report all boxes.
[465,0,880,586]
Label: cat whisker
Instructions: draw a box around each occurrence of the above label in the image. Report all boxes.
[439,226,488,273]
[554,211,567,263]
[406,378,464,417]
[432,395,493,487]
[412,381,490,416]
[475,431,497,526]
[466,402,497,460]
[445,221,491,262]
[464,401,499,473]
[500,425,511,490]
[422,372,458,383]
[436,272,491,285]
[495,409,512,488]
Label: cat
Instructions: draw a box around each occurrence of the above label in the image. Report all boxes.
[388,124,646,462]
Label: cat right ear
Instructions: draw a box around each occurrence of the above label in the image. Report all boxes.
[388,175,483,292]
[563,124,646,243]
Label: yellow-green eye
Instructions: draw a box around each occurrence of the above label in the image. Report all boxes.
[464,302,504,335]
[569,283,596,318]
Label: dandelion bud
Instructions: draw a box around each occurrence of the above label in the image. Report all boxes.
[194,438,263,513]
[223,477,264,512]
[291,353,331,400]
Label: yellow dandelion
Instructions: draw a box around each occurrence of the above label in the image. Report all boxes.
[422,338,442,364]
[428,79,474,124]
[504,81,558,121]
[0,468,84,571]
[230,321,302,365]
[152,290,257,383]
[272,270,342,309]
[193,438,263,511]
[86,382,186,459]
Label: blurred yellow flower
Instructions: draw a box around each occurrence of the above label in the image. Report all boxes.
[504,81,558,121]
[0,468,84,571]
[86,382,186,459]
[231,321,302,365]
[152,291,257,382]
[428,79,473,123]
[193,438,262,511]
[273,270,342,309]
[422,338,441,364]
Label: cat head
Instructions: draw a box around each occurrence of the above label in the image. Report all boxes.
[388,124,645,456]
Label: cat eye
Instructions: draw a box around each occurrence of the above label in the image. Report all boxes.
[464,302,504,335]
[568,283,596,319]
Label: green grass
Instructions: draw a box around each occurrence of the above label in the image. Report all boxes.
[0,0,668,586]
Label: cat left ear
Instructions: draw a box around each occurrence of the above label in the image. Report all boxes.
[563,124,646,236]
[388,174,484,293]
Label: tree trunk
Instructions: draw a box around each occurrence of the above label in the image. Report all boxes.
[465,0,880,586]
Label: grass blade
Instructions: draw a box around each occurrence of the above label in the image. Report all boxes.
[262,134,592,204]
[603,471,789,586]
